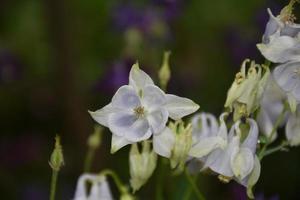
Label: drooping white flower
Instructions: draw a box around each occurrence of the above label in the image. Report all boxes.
[89,63,199,153]
[73,174,113,200]
[286,106,300,146]
[189,113,227,159]
[273,61,300,112]
[129,141,157,192]
[257,3,300,63]
[224,59,270,121]
[203,118,260,194]
[257,75,287,140]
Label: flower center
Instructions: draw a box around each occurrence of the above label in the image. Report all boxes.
[280,0,298,24]
[134,106,145,118]
[235,72,244,84]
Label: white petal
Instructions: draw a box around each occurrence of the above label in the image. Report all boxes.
[111,85,141,110]
[89,104,117,127]
[108,112,137,137]
[142,85,166,109]
[111,135,132,153]
[292,82,300,101]
[129,63,154,91]
[147,108,168,134]
[74,174,98,199]
[241,119,259,154]
[257,107,277,141]
[94,177,114,200]
[164,94,200,120]
[189,136,226,158]
[205,135,239,177]
[124,119,152,142]
[273,62,300,92]
[153,127,175,158]
[230,147,254,180]
[286,113,300,146]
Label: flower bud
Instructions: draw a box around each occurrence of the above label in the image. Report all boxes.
[87,125,103,149]
[169,121,192,170]
[129,141,157,192]
[120,192,135,200]
[225,59,270,121]
[49,135,64,171]
[158,51,171,90]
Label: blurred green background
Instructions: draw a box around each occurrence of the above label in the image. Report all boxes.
[1,0,300,199]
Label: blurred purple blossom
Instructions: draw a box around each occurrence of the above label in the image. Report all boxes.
[0,49,23,84]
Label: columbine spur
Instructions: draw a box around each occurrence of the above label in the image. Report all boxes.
[73,174,113,200]
[89,63,199,153]
[257,1,300,63]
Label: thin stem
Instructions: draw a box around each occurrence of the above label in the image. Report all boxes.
[99,169,127,193]
[262,141,288,158]
[49,170,58,200]
[84,147,95,172]
[259,106,287,160]
[184,169,206,200]
[183,174,198,200]
[155,158,166,200]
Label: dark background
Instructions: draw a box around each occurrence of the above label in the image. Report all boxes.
[0,0,299,199]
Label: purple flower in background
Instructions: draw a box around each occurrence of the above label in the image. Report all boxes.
[112,4,141,31]
[0,49,22,84]
[151,0,185,21]
[230,182,247,200]
[94,60,132,94]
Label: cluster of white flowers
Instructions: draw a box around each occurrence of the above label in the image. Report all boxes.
[69,1,300,199]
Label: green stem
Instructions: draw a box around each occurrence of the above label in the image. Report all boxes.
[183,174,198,200]
[99,169,127,193]
[259,106,287,160]
[155,158,166,200]
[184,169,205,200]
[49,170,58,200]
[261,141,288,158]
[84,147,95,172]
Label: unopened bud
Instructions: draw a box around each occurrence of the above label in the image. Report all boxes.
[49,135,64,171]
[129,141,157,192]
[87,125,103,149]
[158,51,171,90]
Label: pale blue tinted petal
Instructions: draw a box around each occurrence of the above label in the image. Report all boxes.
[165,94,199,120]
[153,127,175,158]
[147,108,168,134]
[129,63,154,91]
[142,85,166,109]
[89,103,117,127]
[262,9,280,43]
[108,112,137,137]
[74,174,97,199]
[257,107,277,140]
[112,85,141,110]
[286,113,300,146]
[111,135,132,153]
[124,118,152,142]
[274,62,300,92]
[292,82,300,101]
[94,177,114,200]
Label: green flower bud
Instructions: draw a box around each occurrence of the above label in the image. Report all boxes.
[169,121,192,170]
[49,135,64,171]
[87,125,103,149]
[129,141,157,192]
[158,51,171,90]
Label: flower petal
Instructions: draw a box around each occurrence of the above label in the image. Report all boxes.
[262,8,281,43]
[241,118,259,154]
[124,119,152,142]
[112,85,141,110]
[286,113,300,146]
[230,147,254,180]
[189,136,226,158]
[111,135,132,153]
[257,107,277,141]
[147,108,168,134]
[142,85,166,109]
[273,62,300,92]
[129,63,154,91]
[108,112,137,137]
[153,127,175,158]
[246,156,261,199]
[165,94,200,120]
[89,104,117,127]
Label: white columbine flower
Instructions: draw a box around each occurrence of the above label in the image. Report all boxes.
[189,113,227,159]
[89,63,199,153]
[73,174,113,200]
[224,59,270,121]
[273,61,300,112]
[257,2,300,63]
[257,75,287,140]
[203,118,260,198]
[286,106,300,146]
